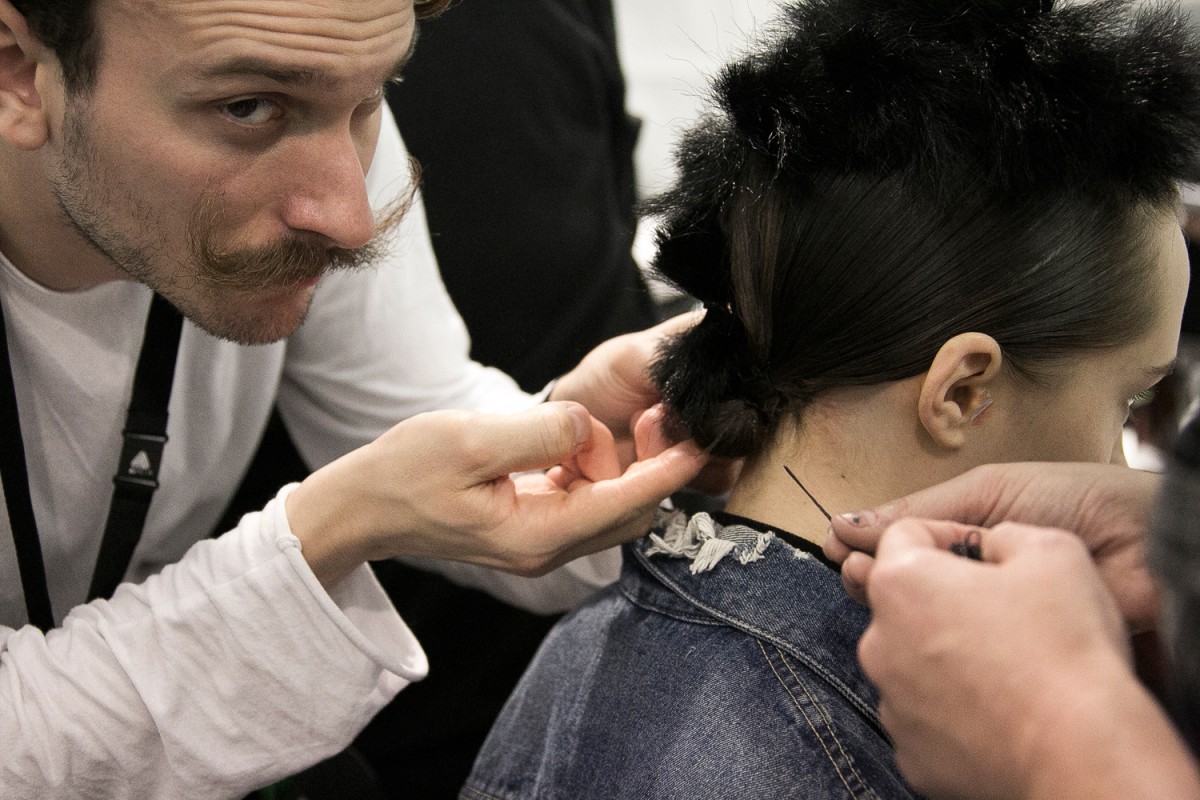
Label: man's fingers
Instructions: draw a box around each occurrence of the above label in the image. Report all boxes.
[460,402,594,479]
[841,552,874,605]
[873,518,943,560]
[634,403,740,495]
[980,521,1087,566]
[688,457,741,496]
[647,308,704,338]
[552,439,707,558]
[570,416,622,483]
[497,414,707,571]
[502,438,708,572]
[826,465,1009,558]
[591,439,707,512]
[633,404,673,460]
[878,519,989,558]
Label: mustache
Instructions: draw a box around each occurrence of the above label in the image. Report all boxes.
[196,232,379,293]
[190,163,419,294]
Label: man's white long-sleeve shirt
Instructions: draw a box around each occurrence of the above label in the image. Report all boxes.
[0,108,615,798]
[1,488,423,798]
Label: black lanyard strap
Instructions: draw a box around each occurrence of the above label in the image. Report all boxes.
[0,293,54,632]
[88,293,184,603]
[0,291,183,630]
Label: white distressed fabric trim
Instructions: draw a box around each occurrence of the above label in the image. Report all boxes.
[646,510,774,574]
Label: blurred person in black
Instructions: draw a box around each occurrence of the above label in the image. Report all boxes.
[392,0,655,392]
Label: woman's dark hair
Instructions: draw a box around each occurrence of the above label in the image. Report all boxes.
[1152,415,1200,757]
[11,0,454,95]
[649,0,1200,458]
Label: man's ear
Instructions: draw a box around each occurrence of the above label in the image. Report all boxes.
[0,1,50,150]
[917,332,1003,450]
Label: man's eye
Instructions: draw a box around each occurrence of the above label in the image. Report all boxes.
[220,97,281,126]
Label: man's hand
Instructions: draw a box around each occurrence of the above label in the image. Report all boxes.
[824,462,1161,629]
[858,519,1200,800]
[548,312,739,493]
[548,313,699,443]
[286,401,706,588]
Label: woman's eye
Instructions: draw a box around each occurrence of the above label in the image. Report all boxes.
[220,97,281,126]
[1129,388,1157,410]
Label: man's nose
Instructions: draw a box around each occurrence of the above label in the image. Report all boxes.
[279,129,377,249]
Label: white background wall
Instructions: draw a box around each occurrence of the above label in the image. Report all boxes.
[614,0,778,199]
[612,0,778,279]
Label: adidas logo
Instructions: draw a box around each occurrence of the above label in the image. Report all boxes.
[128,450,154,476]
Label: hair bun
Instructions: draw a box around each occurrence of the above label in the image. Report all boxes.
[653,306,787,458]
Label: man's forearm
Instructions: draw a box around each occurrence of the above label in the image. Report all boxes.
[1024,662,1200,800]
[0,491,422,799]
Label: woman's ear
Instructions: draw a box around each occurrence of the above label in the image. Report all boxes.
[917,332,1003,450]
[0,2,51,150]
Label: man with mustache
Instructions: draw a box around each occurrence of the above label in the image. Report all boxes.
[0,0,708,797]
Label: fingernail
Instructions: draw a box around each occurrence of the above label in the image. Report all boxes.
[838,510,877,527]
[566,403,591,445]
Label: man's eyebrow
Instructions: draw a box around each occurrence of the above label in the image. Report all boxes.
[189,59,334,89]
[189,27,419,89]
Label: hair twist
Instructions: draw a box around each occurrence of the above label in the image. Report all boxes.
[654,305,789,458]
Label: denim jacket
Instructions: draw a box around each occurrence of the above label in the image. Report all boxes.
[463,509,921,800]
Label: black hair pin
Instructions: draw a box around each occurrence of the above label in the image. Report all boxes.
[950,529,984,561]
[786,463,984,561]
[783,465,831,522]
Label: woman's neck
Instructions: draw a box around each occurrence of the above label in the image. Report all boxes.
[724,450,874,549]
[723,379,963,547]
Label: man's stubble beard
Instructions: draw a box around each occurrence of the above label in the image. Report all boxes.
[49,99,413,345]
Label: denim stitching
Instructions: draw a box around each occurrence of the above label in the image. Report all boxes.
[619,582,727,626]
[780,649,882,800]
[758,640,861,797]
[780,648,838,732]
[758,640,881,800]
[635,544,881,726]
